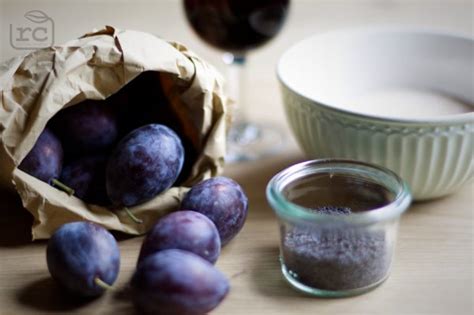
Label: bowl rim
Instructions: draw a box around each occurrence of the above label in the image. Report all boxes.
[276,27,474,125]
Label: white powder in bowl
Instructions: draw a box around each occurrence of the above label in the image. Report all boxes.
[348,88,472,119]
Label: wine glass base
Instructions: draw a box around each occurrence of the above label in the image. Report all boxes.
[226,122,285,163]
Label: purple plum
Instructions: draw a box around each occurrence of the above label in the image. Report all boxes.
[181,177,248,246]
[59,156,110,206]
[108,72,198,184]
[138,210,220,265]
[46,222,120,297]
[19,128,63,184]
[131,249,229,315]
[49,100,119,156]
[106,124,184,207]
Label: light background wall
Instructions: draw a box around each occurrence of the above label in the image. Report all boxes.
[0,0,472,122]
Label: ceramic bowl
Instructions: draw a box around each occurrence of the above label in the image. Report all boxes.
[277,29,473,200]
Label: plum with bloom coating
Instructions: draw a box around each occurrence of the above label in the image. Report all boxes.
[131,249,229,315]
[59,156,109,206]
[19,128,67,190]
[46,222,120,297]
[49,100,119,156]
[137,210,220,265]
[106,124,184,207]
[181,177,248,246]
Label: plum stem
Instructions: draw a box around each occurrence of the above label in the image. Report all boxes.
[51,179,75,196]
[124,207,143,224]
[94,277,113,291]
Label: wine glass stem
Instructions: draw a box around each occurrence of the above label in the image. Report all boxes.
[222,52,285,162]
[223,52,248,123]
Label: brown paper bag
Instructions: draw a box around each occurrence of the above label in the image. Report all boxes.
[0,26,229,240]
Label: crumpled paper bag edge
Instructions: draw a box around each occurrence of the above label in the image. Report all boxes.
[0,26,229,240]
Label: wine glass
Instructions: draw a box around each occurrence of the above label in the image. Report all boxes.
[183,0,291,162]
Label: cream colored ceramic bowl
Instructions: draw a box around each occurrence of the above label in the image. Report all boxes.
[277,29,473,200]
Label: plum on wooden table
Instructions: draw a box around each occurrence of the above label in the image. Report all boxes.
[137,210,220,265]
[46,222,120,297]
[181,176,248,246]
[131,249,229,315]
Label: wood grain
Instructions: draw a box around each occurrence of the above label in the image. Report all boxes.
[0,152,472,315]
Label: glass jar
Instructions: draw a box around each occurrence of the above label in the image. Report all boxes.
[266,159,411,297]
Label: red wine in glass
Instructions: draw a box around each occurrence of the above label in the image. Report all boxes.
[184,0,290,52]
[184,0,291,162]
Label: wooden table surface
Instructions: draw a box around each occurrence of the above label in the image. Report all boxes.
[0,1,473,315]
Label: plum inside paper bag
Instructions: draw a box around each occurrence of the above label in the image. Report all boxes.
[0,27,229,239]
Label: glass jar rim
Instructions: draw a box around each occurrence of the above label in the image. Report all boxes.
[266,159,412,225]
